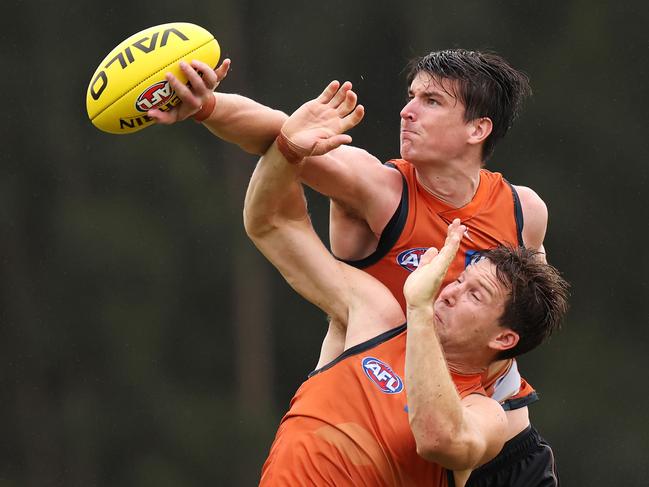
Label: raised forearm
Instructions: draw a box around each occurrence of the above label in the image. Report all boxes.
[202,93,288,155]
[405,305,465,460]
[243,142,349,323]
[405,303,504,470]
[243,142,305,236]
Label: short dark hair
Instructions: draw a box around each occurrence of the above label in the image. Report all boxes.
[479,246,569,359]
[406,49,532,161]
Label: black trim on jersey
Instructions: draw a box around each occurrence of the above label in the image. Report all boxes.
[502,391,539,411]
[338,163,409,269]
[447,469,456,487]
[308,324,407,378]
[505,180,525,247]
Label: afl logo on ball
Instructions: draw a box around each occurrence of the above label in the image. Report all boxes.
[397,247,428,272]
[135,81,174,112]
[362,357,403,394]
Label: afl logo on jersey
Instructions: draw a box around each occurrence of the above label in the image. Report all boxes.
[396,247,429,272]
[362,357,404,394]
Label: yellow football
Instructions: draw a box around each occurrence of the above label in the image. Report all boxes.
[86,22,220,134]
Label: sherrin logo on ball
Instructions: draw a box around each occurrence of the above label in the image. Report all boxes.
[86,22,220,134]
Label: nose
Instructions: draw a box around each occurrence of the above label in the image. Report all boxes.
[400,98,416,121]
[438,283,457,307]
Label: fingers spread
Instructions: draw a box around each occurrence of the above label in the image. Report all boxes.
[337,89,357,116]
[340,105,365,132]
[181,61,208,92]
[317,81,341,103]
[214,58,231,84]
[330,81,352,107]
[190,60,218,89]
[313,134,353,155]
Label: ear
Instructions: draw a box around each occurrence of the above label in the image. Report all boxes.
[467,117,493,146]
[488,328,519,352]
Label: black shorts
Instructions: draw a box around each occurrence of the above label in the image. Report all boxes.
[465,425,559,487]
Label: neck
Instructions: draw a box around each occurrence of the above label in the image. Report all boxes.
[413,158,482,208]
[444,349,491,375]
[446,359,487,375]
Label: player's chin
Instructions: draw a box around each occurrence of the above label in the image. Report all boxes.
[399,143,416,161]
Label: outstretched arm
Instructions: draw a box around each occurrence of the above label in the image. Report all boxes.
[243,80,364,314]
[149,61,402,243]
[404,221,507,471]
[148,59,288,155]
[244,82,403,357]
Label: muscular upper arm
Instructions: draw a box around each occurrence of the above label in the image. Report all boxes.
[300,146,403,235]
[244,143,404,334]
[459,394,509,468]
[251,215,404,344]
[250,214,351,324]
[515,185,548,254]
[414,393,507,471]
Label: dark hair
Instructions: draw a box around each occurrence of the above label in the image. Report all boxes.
[478,246,569,359]
[406,49,532,161]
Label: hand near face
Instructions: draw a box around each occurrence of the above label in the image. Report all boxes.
[280,81,365,158]
[403,219,465,308]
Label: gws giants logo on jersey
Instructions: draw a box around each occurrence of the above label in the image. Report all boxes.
[397,247,429,272]
[464,249,486,268]
[136,81,175,112]
[362,357,403,394]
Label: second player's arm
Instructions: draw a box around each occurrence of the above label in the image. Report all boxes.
[244,142,404,349]
[406,304,507,471]
[403,224,507,472]
[244,83,404,359]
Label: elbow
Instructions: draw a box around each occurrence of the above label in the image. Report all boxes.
[411,425,476,470]
[414,439,443,464]
[411,427,454,463]
[243,207,276,241]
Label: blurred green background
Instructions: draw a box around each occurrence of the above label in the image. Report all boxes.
[2,0,648,485]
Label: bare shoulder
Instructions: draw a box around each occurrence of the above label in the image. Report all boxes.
[514,185,548,215]
[513,185,548,251]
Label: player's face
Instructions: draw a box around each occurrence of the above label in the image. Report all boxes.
[400,72,471,165]
[433,259,509,354]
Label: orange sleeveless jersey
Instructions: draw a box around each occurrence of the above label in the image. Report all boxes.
[260,326,485,486]
[342,159,535,407]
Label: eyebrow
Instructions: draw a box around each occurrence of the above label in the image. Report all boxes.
[465,266,498,299]
[408,88,445,99]
[475,278,497,298]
